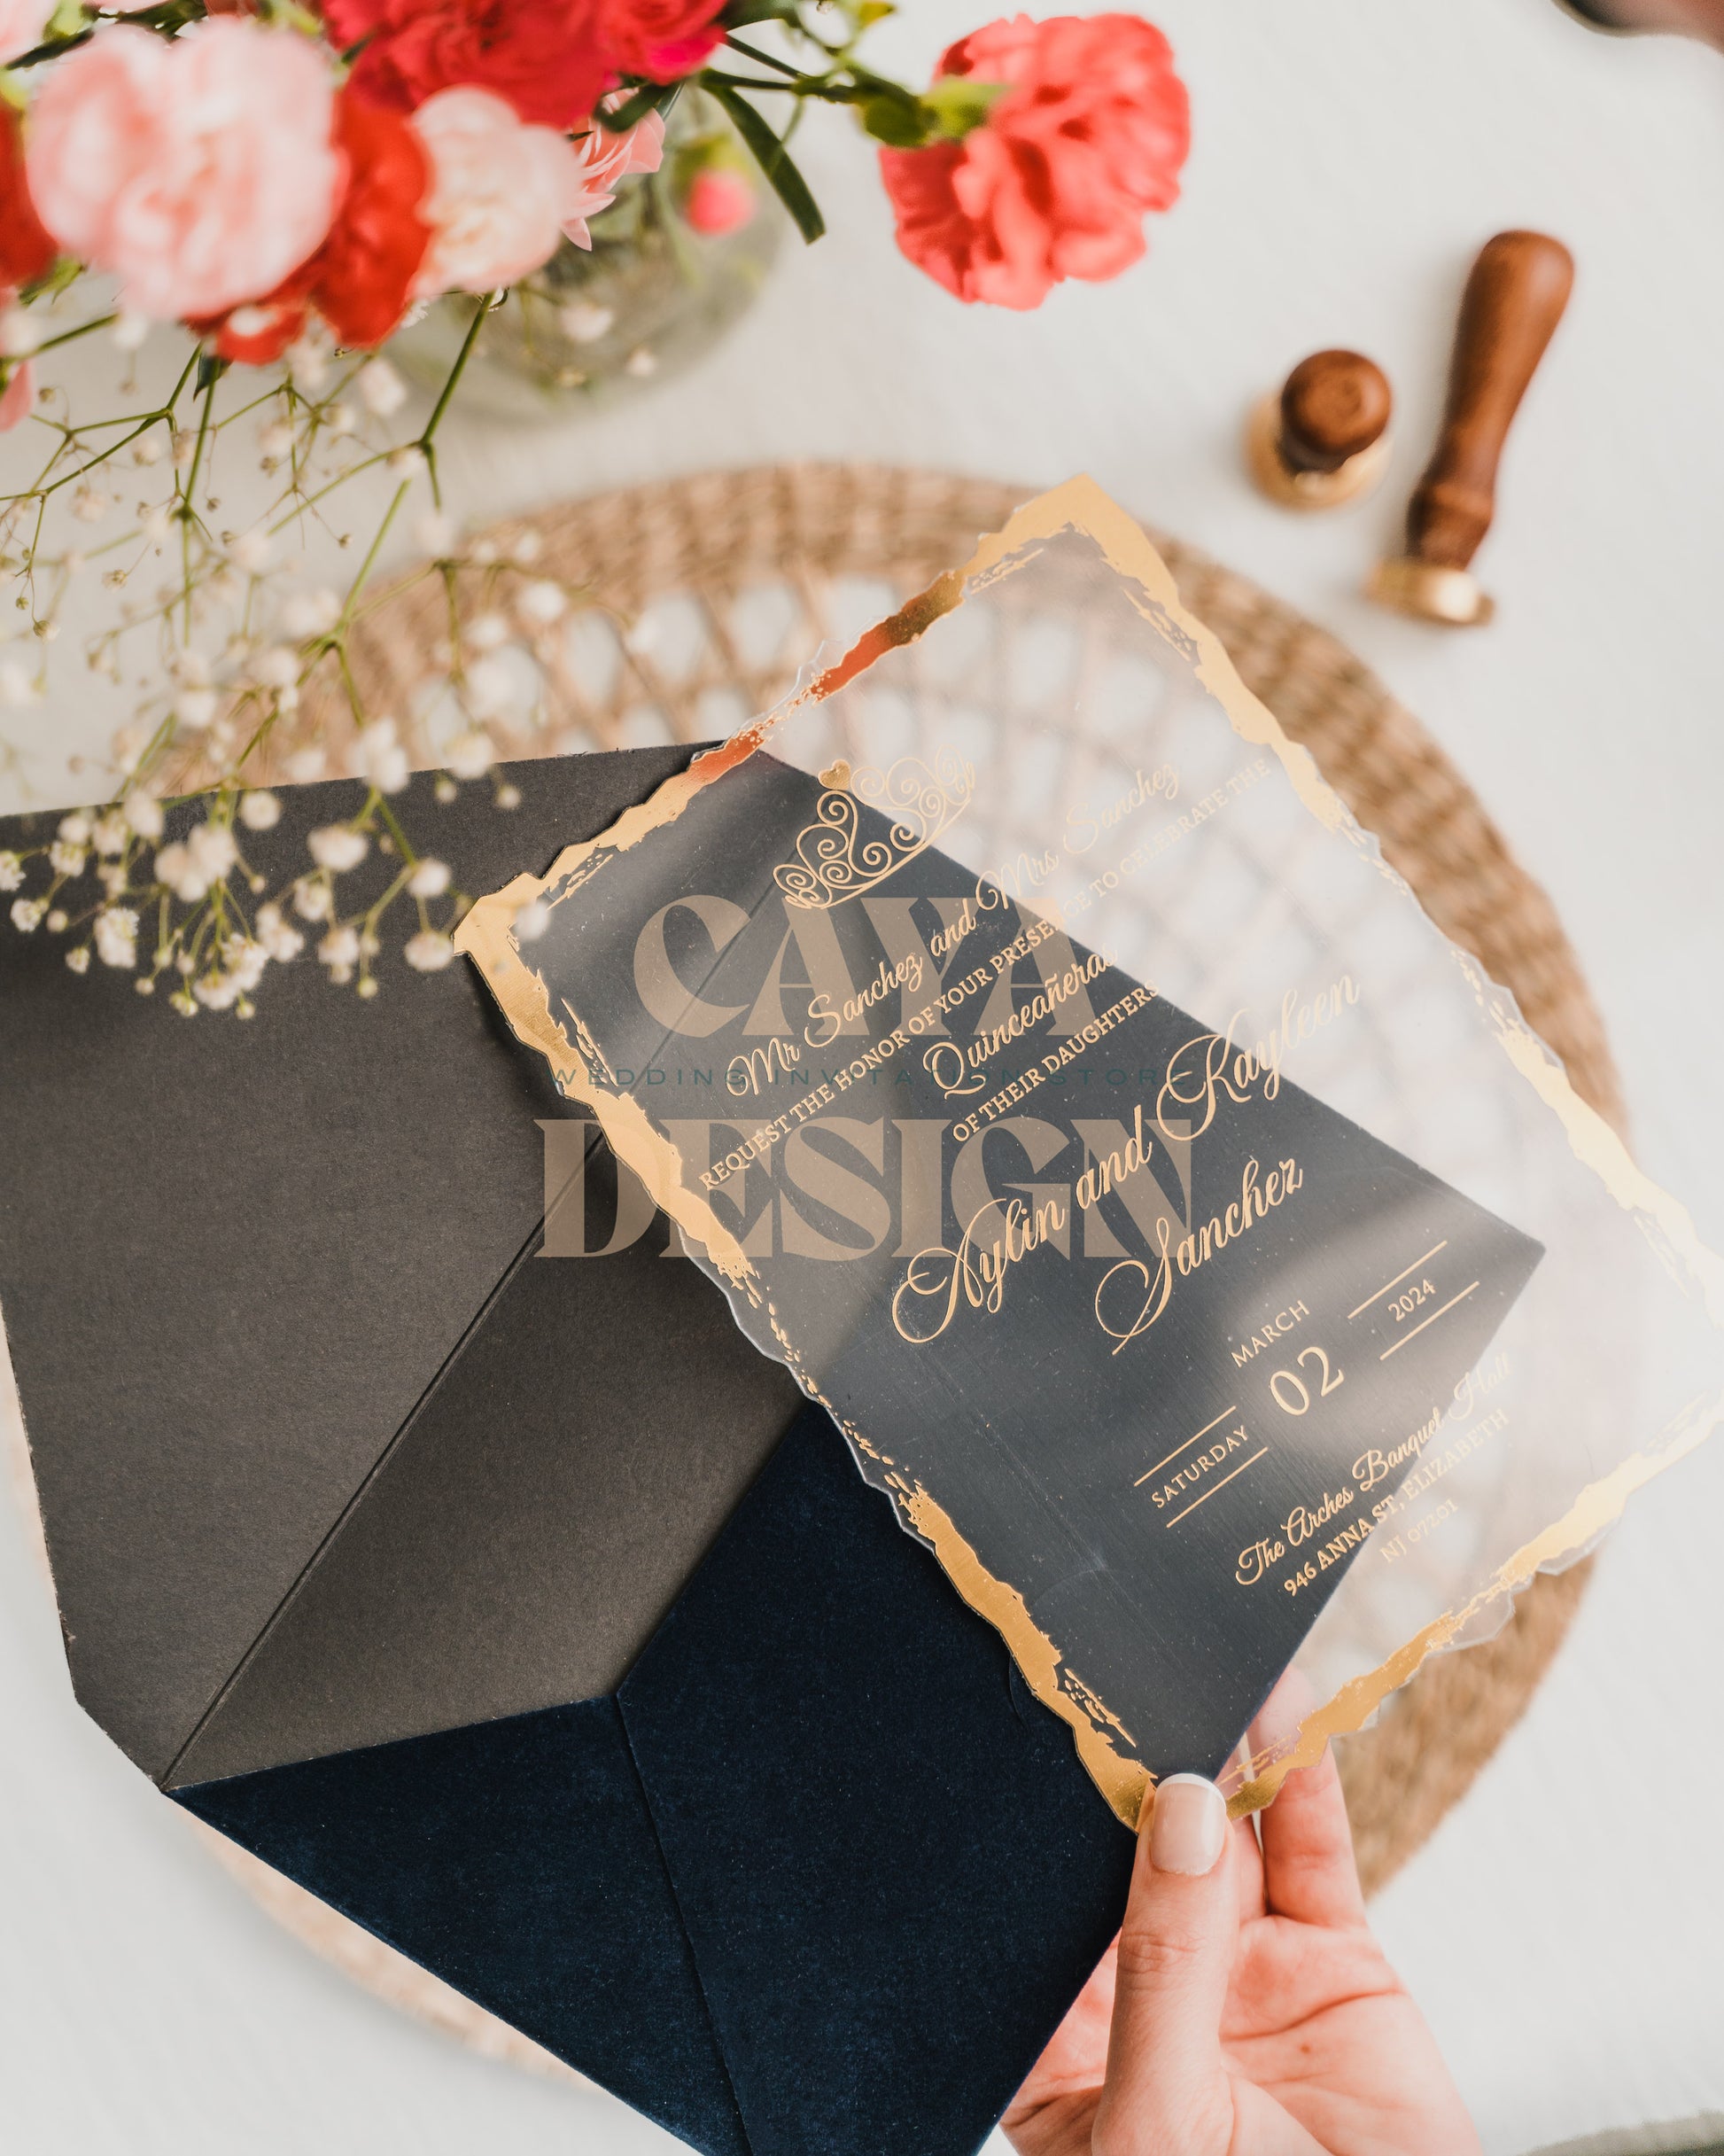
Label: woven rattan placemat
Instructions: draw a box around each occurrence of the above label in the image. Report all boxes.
[143,463,1633,2072]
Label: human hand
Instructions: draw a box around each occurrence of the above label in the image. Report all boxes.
[1002,1685,1480,2156]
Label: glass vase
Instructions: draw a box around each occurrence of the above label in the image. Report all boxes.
[392,92,785,422]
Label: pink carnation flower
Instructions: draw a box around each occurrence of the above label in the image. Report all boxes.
[27,21,342,323]
[879,12,1191,311]
[411,87,662,292]
[0,0,46,64]
[563,106,664,248]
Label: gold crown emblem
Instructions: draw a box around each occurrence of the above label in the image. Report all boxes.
[774,749,975,912]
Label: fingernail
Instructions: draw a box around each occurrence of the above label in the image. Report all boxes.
[1148,1774,1227,1877]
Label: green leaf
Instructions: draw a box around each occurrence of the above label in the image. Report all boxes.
[858,75,1005,152]
[859,96,930,150]
[708,83,827,243]
[720,0,800,25]
[599,80,679,132]
[24,255,81,304]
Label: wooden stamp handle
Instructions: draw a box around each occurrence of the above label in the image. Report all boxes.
[1407,230,1573,570]
[1278,351,1393,476]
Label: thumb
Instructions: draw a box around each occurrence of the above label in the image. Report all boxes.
[1093,1774,1238,2155]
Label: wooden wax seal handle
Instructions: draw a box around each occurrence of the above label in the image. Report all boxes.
[1407,230,1573,570]
[1280,351,1393,475]
[1246,350,1393,510]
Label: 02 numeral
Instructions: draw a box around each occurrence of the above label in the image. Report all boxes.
[1269,1343,1345,1417]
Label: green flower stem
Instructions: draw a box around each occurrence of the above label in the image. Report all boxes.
[334,482,409,645]
[703,68,857,98]
[415,289,494,508]
[722,34,804,77]
[2,350,195,507]
[373,794,417,866]
[333,640,368,724]
[14,311,118,362]
[177,375,219,634]
[328,289,492,648]
[7,27,93,70]
[264,448,392,539]
[229,698,278,779]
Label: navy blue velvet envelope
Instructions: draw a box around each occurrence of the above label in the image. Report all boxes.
[0,747,1132,2156]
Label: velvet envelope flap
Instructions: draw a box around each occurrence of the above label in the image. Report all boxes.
[0,747,1132,2156]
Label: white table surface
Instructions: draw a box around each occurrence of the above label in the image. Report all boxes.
[6,3,1724,2150]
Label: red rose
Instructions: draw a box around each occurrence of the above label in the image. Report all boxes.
[0,108,57,290]
[592,0,726,82]
[193,88,431,362]
[322,0,610,130]
[878,13,1191,310]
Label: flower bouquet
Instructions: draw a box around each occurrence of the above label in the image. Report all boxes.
[0,0,1190,1014]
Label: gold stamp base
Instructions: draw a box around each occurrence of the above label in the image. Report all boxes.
[1367,557,1495,627]
[1244,394,1392,511]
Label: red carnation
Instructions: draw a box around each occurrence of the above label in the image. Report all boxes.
[315,94,434,346]
[593,0,726,82]
[194,89,431,363]
[879,13,1191,311]
[322,0,610,131]
[0,108,57,291]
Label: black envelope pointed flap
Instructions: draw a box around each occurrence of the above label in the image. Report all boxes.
[169,1140,797,1787]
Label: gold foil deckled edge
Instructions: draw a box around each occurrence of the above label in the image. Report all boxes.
[1223,1386,1724,1816]
[455,476,1724,1835]
[891,1478,1152,1831]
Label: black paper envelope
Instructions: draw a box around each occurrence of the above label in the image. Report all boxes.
[0,750,1135,2156]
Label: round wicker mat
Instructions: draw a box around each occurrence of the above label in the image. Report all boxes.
[247,463,1623,2058]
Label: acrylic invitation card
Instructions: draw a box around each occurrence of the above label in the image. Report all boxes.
[456,479,1724,1826]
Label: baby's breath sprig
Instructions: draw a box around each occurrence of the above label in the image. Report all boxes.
[0,292,604,1014]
